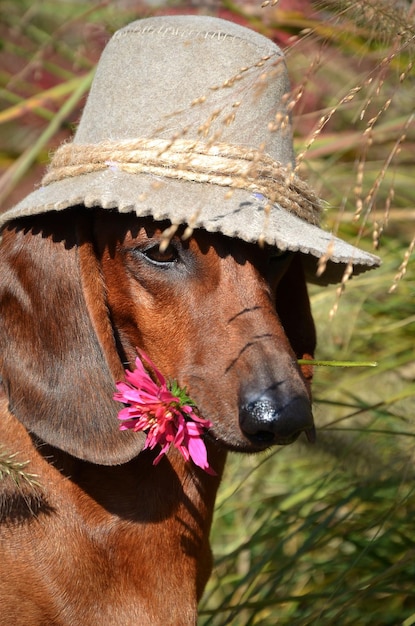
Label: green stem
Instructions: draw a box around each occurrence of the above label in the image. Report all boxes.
[297,359,378,367]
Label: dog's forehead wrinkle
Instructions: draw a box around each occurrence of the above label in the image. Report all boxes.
[227,305,262,323]
[224,339,264,374]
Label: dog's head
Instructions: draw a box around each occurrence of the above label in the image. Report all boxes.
[0,207,315,465]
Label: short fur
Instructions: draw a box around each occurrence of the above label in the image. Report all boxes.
[0,207,316,625]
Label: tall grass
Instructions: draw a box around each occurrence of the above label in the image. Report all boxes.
[1,1,414,624]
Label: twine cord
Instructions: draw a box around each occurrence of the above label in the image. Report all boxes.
[42,138,322,225]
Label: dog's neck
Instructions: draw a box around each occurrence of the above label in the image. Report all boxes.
[30,432,227,528]
[0,395,227,609]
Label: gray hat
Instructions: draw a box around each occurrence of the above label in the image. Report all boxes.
[0,15,380,284]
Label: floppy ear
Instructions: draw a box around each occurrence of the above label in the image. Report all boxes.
[275,254,316,385]
[0,209,144,465]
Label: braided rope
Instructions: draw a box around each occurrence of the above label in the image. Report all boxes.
[43,138,322,225]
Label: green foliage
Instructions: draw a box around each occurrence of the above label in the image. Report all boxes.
[1,1,414,624]
[200,449,415,625]
[168,379,198,408]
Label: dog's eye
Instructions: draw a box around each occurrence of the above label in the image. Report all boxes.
[141,243,179,265]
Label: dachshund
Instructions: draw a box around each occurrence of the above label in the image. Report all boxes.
[0,206,316,625]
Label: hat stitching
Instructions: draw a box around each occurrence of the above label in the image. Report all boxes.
[115,23,277,47]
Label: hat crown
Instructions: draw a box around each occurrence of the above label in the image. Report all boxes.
[75,15,295,166]
[0,15,380,282]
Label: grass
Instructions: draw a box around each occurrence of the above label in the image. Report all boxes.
[1,1,414,624]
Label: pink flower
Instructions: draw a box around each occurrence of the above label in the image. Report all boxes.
[113,350,215,474]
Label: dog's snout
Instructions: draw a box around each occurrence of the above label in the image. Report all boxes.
[239,392,315,447]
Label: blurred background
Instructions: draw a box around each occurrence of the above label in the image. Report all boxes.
[1,1,414,624]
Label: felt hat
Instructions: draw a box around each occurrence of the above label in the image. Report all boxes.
[0,15,380,284]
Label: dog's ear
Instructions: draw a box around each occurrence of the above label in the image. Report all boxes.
[275,255,316,384]
[0,209,144,465]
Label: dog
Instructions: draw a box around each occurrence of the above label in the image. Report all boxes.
[0,14,380,625]
[0,207,316,624]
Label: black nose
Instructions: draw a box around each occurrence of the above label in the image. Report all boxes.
[239,392,315,447]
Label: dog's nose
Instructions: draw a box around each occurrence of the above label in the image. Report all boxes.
[239,392,315,447]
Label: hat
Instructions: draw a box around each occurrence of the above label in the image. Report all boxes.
[0,15,380,284]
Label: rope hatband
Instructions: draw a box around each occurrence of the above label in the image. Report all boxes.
[42,138,322,225]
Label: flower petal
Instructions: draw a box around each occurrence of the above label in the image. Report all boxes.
[188,435,216,476]
[113,350,214,473]
[137,349,167,387]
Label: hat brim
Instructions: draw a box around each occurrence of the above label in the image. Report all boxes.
[0,169,380,285]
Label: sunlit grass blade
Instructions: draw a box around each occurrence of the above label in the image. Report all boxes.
[0,77,91,125]
[0,69,94,205]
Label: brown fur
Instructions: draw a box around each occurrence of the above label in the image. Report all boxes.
[0,207,316,625]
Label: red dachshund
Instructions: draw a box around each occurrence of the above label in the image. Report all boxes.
[0,14,379,624]
[0,207,316,624]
